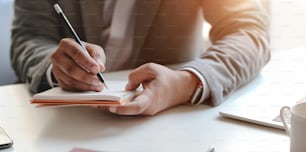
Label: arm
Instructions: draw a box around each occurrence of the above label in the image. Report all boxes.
[11,1,104,93]
[107,0,270,116]
[183,0,270,105]
[11,0,60,93]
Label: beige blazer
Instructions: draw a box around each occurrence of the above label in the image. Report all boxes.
[11,0,270,105]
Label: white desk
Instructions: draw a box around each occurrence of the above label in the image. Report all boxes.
[1,48,306,152]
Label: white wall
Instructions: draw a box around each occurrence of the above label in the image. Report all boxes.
[270,0,306,50]
[0,0,17,85]
[202,0,306,51]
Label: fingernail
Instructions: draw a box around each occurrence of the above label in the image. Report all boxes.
[109,107,117,113]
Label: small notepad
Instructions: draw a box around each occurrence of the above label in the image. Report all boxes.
[31,81,140,107]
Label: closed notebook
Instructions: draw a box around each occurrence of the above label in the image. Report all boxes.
[31,81,140,107]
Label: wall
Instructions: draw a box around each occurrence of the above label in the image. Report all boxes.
[270,0,306,51]
[0,0,17,85]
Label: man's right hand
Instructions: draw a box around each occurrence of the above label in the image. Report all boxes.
[51,38,106,92]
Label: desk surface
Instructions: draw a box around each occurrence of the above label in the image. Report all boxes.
[1,48,306,152]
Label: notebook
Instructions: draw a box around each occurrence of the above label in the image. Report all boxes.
[31,81,140,107]
[219,103,289,130]
[219,48,306,130]
[218,76,305,130]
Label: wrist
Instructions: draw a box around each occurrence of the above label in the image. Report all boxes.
[178,70,202,104]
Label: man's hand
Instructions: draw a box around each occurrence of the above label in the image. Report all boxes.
[108,63,200,115]
[51,38,106,91]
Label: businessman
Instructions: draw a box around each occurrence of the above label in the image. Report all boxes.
[11,0,270,115]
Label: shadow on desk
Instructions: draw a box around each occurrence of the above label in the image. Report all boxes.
[39,107,146,140]
[38,104,211,141]
[216,116,286,135]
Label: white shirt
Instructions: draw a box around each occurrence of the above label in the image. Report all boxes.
[102,0,136,71]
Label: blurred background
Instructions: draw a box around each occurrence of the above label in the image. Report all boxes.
[0,0,15,85]
[1,0,306,85]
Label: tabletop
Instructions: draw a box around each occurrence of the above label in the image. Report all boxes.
[1,48,306,152]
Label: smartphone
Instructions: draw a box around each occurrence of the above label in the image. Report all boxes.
[0,127,13,149]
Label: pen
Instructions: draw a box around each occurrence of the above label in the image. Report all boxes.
[53,3,108,89]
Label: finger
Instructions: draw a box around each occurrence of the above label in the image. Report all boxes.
[53,64,103,92]
[126,63,157,91]
[109,93,151,115]
[52,53,101,86]
[57,74,103,92]
[59,38,100,74]
[84,42,106,72]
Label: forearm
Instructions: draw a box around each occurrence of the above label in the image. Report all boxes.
[184,31,269,106]
[11,37,57,93]
[182,0,270,105]
[11,0,60,93]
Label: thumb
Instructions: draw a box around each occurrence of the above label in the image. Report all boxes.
[126,64,157,91]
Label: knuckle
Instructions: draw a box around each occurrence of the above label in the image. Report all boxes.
[83,59,92,67]
[92,46,105,63]
[144,62,156,69]
[66,66,76,75]
[60,38,71,45]
[71,48,82,59]
[142,63,159,76]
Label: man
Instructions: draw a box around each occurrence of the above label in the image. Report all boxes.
[11,0,270,115]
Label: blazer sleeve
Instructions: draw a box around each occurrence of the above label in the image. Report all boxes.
[183,0,270,106]
[11,0,60,93]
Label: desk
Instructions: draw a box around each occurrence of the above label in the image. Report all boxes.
[1,48,306,152]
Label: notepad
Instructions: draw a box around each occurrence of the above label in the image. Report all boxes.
[31,81,140,107]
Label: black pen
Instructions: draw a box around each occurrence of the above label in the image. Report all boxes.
[53,3,108,89]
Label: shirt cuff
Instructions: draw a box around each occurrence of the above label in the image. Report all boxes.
[181,67,210,104]
[46,64,58,88]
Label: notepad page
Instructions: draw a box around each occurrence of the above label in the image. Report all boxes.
[32,81,135,101]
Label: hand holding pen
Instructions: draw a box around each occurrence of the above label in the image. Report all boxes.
[50,4,108,91]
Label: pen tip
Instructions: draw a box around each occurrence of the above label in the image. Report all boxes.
[103,83,109,90]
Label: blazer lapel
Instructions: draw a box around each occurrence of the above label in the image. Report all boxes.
[79,0,105,44]
[133,0,161,58]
